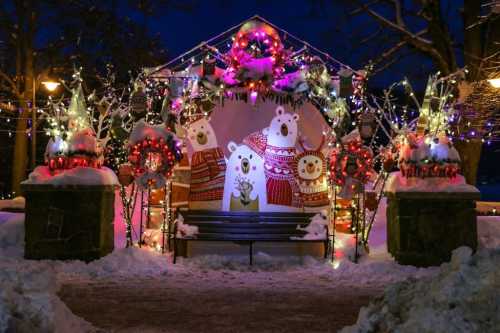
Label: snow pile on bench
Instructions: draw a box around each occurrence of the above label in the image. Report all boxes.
[175,214,199,238]
[341,247,500,333]
[291,211,329,240]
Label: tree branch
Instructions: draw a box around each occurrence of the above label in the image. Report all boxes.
[0,69,21,97]
[356,1,432,45]
[355,1,453,73]
[370,29,428,68]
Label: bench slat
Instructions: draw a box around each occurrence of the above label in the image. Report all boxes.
[196,227,306,234]
[188,234,326,241]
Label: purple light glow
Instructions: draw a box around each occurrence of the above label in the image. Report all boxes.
[250,91,258,104]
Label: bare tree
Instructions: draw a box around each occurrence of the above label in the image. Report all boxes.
[0,0,183,194]
[346,0,499,184]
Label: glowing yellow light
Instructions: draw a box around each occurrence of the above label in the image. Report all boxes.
[41,81,60,92]
[487,78,500,88]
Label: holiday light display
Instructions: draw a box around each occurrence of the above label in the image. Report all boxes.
[328,139,374,187]
[127,121,182,189]
[227,19,287,86]
[6,16,495,258]
[128,138,180,187]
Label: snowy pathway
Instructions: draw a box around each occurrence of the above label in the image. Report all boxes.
[59,265,382,332]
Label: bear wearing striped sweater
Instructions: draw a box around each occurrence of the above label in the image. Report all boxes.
[258,106,303,212]
[186,117,226,210]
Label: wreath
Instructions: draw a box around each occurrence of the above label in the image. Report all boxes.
[329,139,373,187]
[227,20,287,84]
[128,137,182,188]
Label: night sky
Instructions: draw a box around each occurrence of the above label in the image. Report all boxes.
[145,0,498,192]
[2,1,498,197]
[137,0,439,87]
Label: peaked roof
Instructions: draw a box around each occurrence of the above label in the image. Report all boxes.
[146,15,359,78]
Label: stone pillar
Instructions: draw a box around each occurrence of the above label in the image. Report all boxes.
[385,173,480,267]
[22,184,115,261]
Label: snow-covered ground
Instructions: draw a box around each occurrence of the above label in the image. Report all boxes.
[1,195,499,332]
[341,247,500,333]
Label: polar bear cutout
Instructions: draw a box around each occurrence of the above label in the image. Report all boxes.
[185,117,226,210]
[222,142,267,212]
[295,135,329,212]
[262,106,303,212]
[186,117,219,152]
[264,106,300,148]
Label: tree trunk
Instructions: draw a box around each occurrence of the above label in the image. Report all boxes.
[11,102,29,194]
[454,0,484,186]
[11,0,34,194]
[463,0,482,81]
[454,139,482,186]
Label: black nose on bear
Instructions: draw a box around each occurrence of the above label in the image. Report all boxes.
[241,158,250,174]
[280,123,288,136]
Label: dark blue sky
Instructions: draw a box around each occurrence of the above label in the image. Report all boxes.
[147,1,499,189]
[145,0,441,87]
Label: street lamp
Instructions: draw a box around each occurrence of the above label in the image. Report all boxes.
[487,78,500,89]
[31,78,60,170]
[41,80,61,92]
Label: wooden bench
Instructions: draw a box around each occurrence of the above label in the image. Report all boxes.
[173,210,329,264]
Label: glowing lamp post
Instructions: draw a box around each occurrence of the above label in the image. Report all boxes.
[487,78,500,89]
[31,79,60,169]
[41,80,61,92]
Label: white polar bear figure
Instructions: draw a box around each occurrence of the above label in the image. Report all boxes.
[222,142,267,212]
[261,106,303,211]
[186,117,219,152]
[185,117,226,210]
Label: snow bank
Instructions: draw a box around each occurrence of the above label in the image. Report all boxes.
[22,166,118,186]
[56,248,168,279]
[385,171,479,193]
[0,196,25,211]
[478,216,500,249]
[341,247,500,333]
[0,261,94,333]
[0,212,24,258]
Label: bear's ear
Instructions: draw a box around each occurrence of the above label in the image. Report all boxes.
[262,127,269,135]
[293,113,300,121]
[275,106,285,116]
[228,141,238,153]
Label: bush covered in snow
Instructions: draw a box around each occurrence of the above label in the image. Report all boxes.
[341,247,500,333]
[0,261,94,333]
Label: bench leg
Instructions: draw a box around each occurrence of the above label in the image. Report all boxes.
[324,240,328,259]
[173,238,177,264]
[249,242,253,265]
